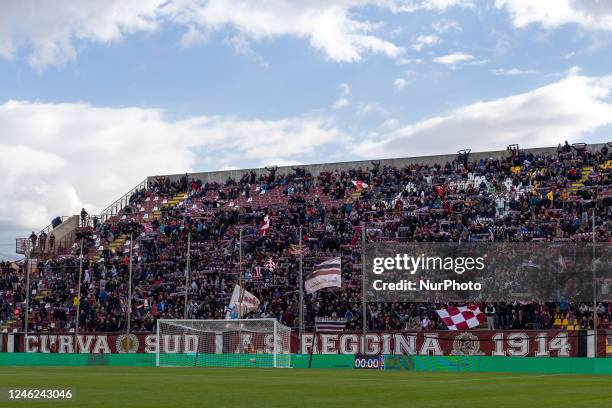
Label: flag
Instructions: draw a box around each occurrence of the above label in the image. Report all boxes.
[315,317,347,332]
[226,284,260,319]
[289,244,309,256]
[351,180,369,191]
[252,266,262,280]
[260,214,270,236]
[305,257,341,294]
[435,306,485,330]
[143,223,153,233]
[264,258,277,272]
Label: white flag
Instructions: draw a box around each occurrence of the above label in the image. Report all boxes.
[226,284,260,319]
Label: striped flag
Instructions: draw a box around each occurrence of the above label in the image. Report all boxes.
[435,306,485,330]
[252,266,262,280]
[315,317,347,332]
[305,257,341,294]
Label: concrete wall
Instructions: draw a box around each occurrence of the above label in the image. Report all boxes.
[39,215,79,256]
[147,143,607,184]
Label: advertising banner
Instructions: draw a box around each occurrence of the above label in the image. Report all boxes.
[2,330,605,357]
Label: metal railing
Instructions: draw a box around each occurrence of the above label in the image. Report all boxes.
[100,178,148,222]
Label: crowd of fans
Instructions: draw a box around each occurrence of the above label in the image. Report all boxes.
[1,142,611,334]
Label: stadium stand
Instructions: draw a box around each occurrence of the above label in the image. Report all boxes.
[2,142,611,336]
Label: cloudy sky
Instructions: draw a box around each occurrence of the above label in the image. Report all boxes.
[1,0,612,259]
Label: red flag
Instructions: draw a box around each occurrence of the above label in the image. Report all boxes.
[351,180,369,191]
[435,306,485,330]
[252,266,262,280]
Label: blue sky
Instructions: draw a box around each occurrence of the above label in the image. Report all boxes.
[1,0,612,259]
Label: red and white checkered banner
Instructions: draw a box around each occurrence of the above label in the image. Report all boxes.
[436,306,485,330]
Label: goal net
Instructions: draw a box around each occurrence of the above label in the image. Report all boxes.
[156,319,291,368]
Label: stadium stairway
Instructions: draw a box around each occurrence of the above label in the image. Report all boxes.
[569,166,593,193]
[151,192,188,220]
[89,192,189,261]
[90,234,127,262]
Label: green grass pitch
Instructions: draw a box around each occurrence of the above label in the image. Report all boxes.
[0,367,610,408]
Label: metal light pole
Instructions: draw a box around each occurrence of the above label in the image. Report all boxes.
[74,239,84,352]
[24,248,32,339]
[183,232,191,319]
[127,233,133,333]
[361,223,367,354]
[592,209,597,356]
[298,226,304,338]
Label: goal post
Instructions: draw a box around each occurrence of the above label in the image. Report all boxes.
[156,319,291,368]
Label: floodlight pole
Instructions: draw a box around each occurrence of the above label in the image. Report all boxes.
[361,223,367,354]
[239,228,243,288]
[592,209,597,356]
[24,248,31,339]
[74,239,84,352]
[183,232,191,319]
[298,226,304,339]
[127,233,133,333]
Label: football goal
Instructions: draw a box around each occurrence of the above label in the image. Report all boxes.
[156,319,292,368]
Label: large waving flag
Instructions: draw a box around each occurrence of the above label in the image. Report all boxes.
[305,257,341,294]
[436,306,485,330]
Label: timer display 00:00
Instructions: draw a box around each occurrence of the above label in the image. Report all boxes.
[354,355,385,369]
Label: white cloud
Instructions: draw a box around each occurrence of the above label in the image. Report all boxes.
[0,0,163,71]
[352,71,612,158]
[495,0,612,31]
[432,19,461,33]
[0,0,486,70]
[390,0,474,13]
[331,83,352,109]
[433,52,473,65]
[411,34,440,51]
[166,1,409,63]
[179,25,208,48]
[490,68,538,76]
[332,97,350,109]
[0,0,428,70]
[393,78,408,89]
[0,100,348,243]
[357,102,390,116]
[225,34,269,68]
